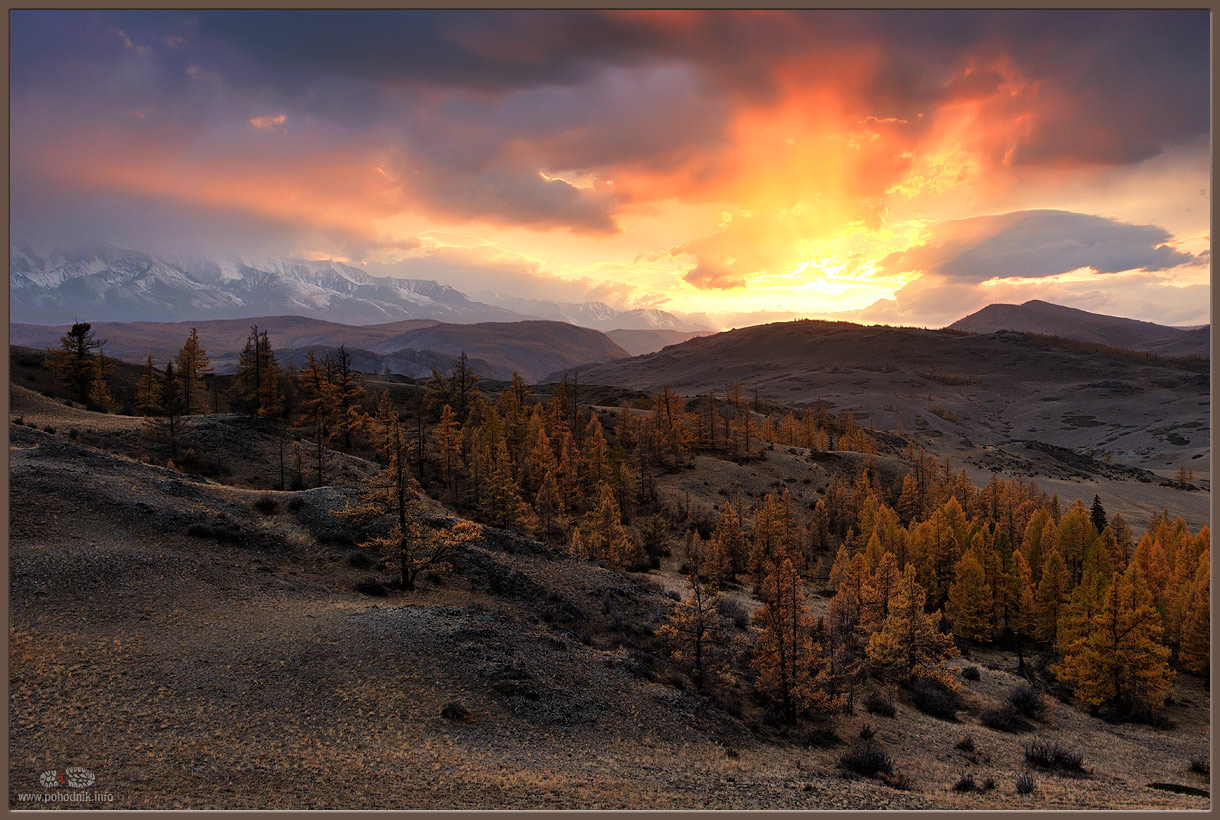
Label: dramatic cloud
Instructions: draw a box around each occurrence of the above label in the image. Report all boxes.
[854,210,1205,327]
[8,10,1210,327]
[878,210,1197,284]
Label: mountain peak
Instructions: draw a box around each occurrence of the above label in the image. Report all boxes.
[949,300,1208,357]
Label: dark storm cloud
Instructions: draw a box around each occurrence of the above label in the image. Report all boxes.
[401,166,618,235]
[16,10,1209,152]
[191,10,678,94]
[879,210,1197,284]
[9,10,1210,239]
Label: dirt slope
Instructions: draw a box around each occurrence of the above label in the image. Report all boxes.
[7,397,1210,810]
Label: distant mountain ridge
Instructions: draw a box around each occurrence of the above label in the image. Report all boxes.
[10,244,527,326]
[10,316,629,383]
[9,244,704,336]
[604,328,717,356]
[948,299,1209,358]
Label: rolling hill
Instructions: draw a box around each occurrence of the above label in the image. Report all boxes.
[949,300,1209,357]
[558,320,1210,500]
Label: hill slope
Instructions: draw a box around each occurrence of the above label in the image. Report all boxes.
[949,300,1208,357]
[11,317,629,383]
[560,320,1209,484]
[8,394,1210,809]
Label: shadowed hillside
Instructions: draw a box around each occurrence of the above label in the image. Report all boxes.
[557,320,1209,521]
[12,317,630,383]
[949,300,1208,358]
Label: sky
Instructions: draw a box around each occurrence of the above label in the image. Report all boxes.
[9,10,1212,329]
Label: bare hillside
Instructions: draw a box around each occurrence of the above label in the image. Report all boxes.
[7,393,1211,810]
[949,300,1205,356]
[561,320,1209,527]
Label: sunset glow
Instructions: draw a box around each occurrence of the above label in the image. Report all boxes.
[10,10,1210,328]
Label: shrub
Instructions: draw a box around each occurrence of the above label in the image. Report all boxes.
[805,726,842,748]
[1190,757,1210,776]
[962,665,980,681]
[981,704,1029,733]
[68,428,79,440]
[1007,683,1046,719]
[1024,738,1084,773]
[440,702,470,722]
[13,416,23,426]
[347,550,373,570]
[287,497,305,513]
[955,735,976,753]
[717,597,751,630]
[354,577,389,597]
[43,425,57,435]
[839,738,893,778]
[1015,769,1037,795]
[865,692,897,718]
[185,521,243,544]
[952,772,977,793]
[859,723,875,740]
[911,678,960,721]
[253,495,278,514]
[981,776,996,792]
[881,771,913,790]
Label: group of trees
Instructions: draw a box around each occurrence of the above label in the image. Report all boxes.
[399,356,1207,721]
[657,525,962,726]
[128,326,371,484]
[661,458,1208,721]
[343,396,482,590]
[46,322,116,410]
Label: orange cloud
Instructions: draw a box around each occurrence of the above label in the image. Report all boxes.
[249,113,287,131]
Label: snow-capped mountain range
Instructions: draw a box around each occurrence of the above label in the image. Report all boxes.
[10,244,705,332]
[9,245,525,326]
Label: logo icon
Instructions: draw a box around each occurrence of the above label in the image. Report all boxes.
[38,768,95,789]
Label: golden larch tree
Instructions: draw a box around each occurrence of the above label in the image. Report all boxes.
[1176,551,1209,674]
[345,409,481,590]
[947,550,994,643]
[135,353,161,415]
[175,327,212,415]
[658,571,725,692]
[751,558,819,722]
[1033,548,1070,643]
[865,564,958,686]
[1053,562,1173,717]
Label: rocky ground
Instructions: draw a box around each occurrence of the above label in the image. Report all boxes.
[7,390,1211,810]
